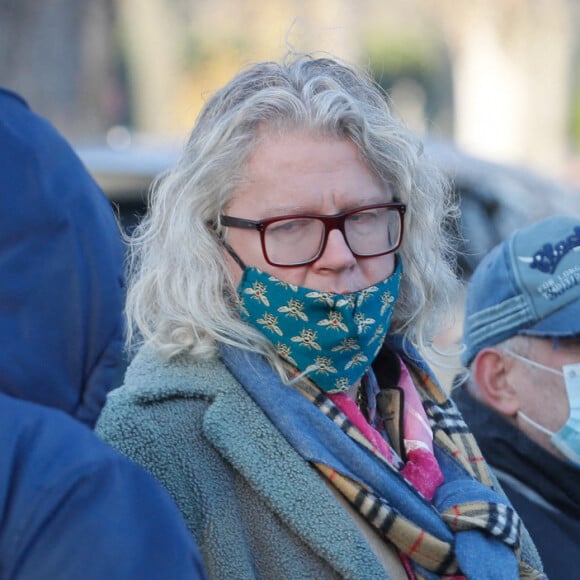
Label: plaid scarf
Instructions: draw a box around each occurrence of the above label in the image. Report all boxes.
[288,360,545,579]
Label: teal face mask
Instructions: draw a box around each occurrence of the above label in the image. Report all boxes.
[236,258,402,393]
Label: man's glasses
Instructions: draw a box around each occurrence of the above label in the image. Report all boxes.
[220,202,406,267]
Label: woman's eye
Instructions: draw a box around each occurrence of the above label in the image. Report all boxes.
[349,210,377,224]
[269,219,311,234]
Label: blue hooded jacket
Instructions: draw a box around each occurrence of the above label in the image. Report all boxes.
[0,88,124,427]
[0,89,208,578]
[0,391,207,579]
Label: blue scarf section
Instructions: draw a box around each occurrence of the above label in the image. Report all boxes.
[219,340,521,579]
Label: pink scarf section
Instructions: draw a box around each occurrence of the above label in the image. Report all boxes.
[329,359,444,501]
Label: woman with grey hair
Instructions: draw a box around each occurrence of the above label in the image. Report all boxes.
[97,53,543,579]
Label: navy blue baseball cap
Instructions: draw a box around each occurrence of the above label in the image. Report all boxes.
[462,216,580,366]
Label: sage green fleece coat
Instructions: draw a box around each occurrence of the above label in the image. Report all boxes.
[96,347,543,579]
[96,347,390,579]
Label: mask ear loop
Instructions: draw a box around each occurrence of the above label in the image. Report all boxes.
[210,219,248,271]
[518,410,555,437]
[502,348,563,376]
[502,347,564,437]
[221,239,248,271]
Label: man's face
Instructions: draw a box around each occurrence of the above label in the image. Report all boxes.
[507,335,580,457]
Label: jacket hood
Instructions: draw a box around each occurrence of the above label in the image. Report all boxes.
[0,88,125,427]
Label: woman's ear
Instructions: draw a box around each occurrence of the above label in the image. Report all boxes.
[470,347,520,416]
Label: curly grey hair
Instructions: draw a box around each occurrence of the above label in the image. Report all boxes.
[126,52,462,370]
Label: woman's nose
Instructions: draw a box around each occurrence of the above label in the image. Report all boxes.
[315,229,357,269]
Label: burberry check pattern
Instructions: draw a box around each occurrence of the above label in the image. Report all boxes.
[289,362,545,579]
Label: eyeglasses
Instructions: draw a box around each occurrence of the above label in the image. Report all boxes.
[220,202,406,267]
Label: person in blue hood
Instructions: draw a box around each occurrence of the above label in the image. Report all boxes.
[0,391,208,579]
[0,87,124,428]
[0,88,207,579]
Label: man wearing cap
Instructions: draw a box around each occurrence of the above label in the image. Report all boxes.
[454,215,580,579]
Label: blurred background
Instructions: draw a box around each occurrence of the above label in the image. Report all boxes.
[3,0,580,175]
[2,0,580,381]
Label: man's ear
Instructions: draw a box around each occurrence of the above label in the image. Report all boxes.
[471,347,520,416]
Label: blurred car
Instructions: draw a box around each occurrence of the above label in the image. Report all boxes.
[76,137,182,233]
[424,138,580,278]
[76,136,580,279]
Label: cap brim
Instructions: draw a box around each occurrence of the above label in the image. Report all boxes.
[520,298,580,338]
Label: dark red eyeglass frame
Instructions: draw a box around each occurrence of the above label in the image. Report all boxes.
[220,201,406,267]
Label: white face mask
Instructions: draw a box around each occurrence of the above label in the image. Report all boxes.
[503,348,580,468]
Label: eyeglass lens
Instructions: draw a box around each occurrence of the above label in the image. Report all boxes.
[264,206,402,265]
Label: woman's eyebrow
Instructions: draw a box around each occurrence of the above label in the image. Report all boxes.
[265,195,394,216]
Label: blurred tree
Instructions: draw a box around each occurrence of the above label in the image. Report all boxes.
[0,0,123,140]
[113,0,184,135]
[364,30,454,137]
[113,0,363,137]
[423,0,574,177]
